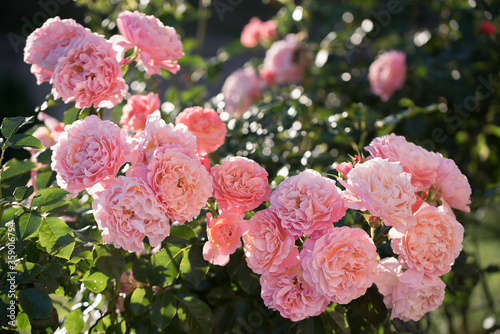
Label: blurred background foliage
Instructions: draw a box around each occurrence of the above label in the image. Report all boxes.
[1,0,500,333]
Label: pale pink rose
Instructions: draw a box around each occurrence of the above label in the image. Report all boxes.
[390,270,446,322]
[221,67,263,117]
[51,33,127,109]
[368,50,406,102]
[389,203,464,276]
[211,156,271,213]
[116,10,183,75]
[240,17,278,48]
[270,169,346,238]
[24,17,91,84]
[260,34,309,85]
[175,106,227,155]
[51,115,127,195]
[242,208,299,275]
[301,226,378,304]
[92,176,169,252]
[340,158,417,231]
[146,145,212,224]
[435,154,471,212]
[203,212,248,266]
[365,134,440,191]
[260,256,329,322]
[37,112,65,143]
[120,92,160,132]
[128,111,197,167]
[373,257,403,308]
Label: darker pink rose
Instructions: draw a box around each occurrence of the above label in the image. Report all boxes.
[368,50,406,101]
[120,92,160,132]
[240,17,277,48]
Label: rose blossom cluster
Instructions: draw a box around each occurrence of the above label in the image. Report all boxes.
[24,13,183,109]
[336,133,469,322]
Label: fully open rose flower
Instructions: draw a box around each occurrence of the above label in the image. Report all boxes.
[260,34,309,85]
[120,92,160,132]
[368,50,406,102]
[270,169,346,238]
[128,111,197,167]
[24,17,92,84]
[242,208,299,274]
[203,212,248,266]
[390,203,464,276]
[221,67,263,117]
[240,17,277,48]
[301,227,377,304]
[92,176,169,252]
[51,115,126,195]
[115,10,183,75]
[365,134,440,191]
[340,158,417,231]
[211,156,271,213]
[51,33,127,109]
[145,145,212,223]
[435,153,472,212]
[260,256,329,322]
[175,106,227,154]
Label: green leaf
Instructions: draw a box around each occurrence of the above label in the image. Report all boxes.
[35,169,56,190]
[17,311,30,329]
[5,133,44,150]
[292,316,326,334]
[94,245,125,280]
[35,148,52,165]
[31,187,70,213]
[39,217,75,259]
[16,262,43,285]
[180,243,209,288]
[130,287,151,316]
[166,225,198,245]
[150,291,176,330]
[81,272,109,293]
[1,116,34,139]
[1,158,35,196]
[13,185,34,201]
[150,245,184,287]
[177,295,214,334]
[64,106,79,125]
[64,309,84,334]
[18,288,52,319]
[15,208,42,241]
[350,286,387,328]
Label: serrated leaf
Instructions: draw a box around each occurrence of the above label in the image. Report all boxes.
[6,133,44,150]
[1,116,34,139]
[130,287,151,316]
[39,217,75,259]
[15,208,42,240]
[177,295,214,334]
[81,272,109,293]
[151,291,176,330]
[150,245,184,287]
[64,309,84,334]
[13,185,34,201]
[1,158,35,195]
[18,288,52,319]
[180,243,209,288]
[31,187,69,213]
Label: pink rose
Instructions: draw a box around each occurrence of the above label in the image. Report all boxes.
[270,169,346,238]
[390,203,464,276]
[340,158,417,231]
[203,212,248,266]
[373,257,403,309]
[145,145,212,224]
[51,33,127,109]
[365,134,440,191]
[128,111,197,167]
[92,176,169,252]
[260,256,329,322]
[240,17,277,48]
[260,34,309,85]
[211,156,271,213]
[120,92,160,132]
[390,270,445,322]
[368,50,406,102]
[221,67,263,118]
[24,17,91,84]
[242,208,299,275]
[435,154,471,212]
[198,154,212,173]
[175,106,227,154]
[481,20,497,35]
[51,115,127,195]
[301,227,378,304]
[115,10,183,75]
